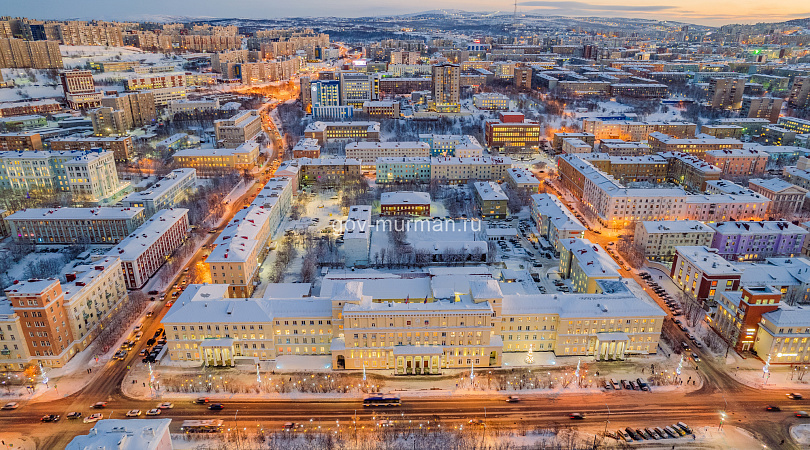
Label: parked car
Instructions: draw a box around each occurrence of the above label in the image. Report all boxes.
[194,397,209,404]
[636,378,649,391]
[66,412,82,419]
[84,413,103,423]
[610,379,621,390]
[40,414,60,422]
[209,403,225,410]
[146,409,161,416]
[2,402,19,410]
[125,410,141,417]
[620,380,630,390]
[157,402,173,409]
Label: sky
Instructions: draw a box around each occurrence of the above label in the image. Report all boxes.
[4,0,810,27]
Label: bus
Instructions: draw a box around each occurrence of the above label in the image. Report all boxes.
[180,419,224,433]
[363,396,401,407]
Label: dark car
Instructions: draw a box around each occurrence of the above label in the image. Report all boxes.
[40,414,60,422]
[91,402,107,409]
[66,411,82,419]
[788,393,804,400]
[194,397,209,404]
[209,403,225,410]
[766,405,781,411]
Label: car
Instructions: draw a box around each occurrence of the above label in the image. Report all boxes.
[84,413,103,423]
[636,378,649,391]
[676,422,693,434]
[145,311,154,318]
[629,380,638,390]
[506,395,520,403]
[154,329,164,338]
[617,429,633,442]
[625,427,641,440]
[569,413,585,420]
[636,428,651,440]
[67,411,82,419]
[654,427,669,439]
[797,411,810,418]
[670,425,686,436]
[789,393,804,399]
[92,402,107,409]
[283,422,296,430]
[664,426,679,438]
[2,402,19,410]
[146,409,161,416]
[610,379,621,390]
[194,397,209,404]
[691,352,700,362]
[209,403,225,410]
[157,402,173,409]
[766,405,781,411]
[681,341,690,350]
[620,380,630,390]
[139,349,148,356]
[114,351,127,361]
[645,428,660,440]
[688,334,698,343]
[40,414,60,422]
[125,410,141,417]
[603,381,612,390]
[678,324,687,332]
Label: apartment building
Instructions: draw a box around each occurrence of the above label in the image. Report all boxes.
[715,118,771,136]
[50,136,133,161]
[473,93,510,110]
[514,66,532,90]
[777,117,810,136]
[173,143,260,177]
[167,98,221,115]
[648,132,743,157]
[430,156,513,184]
[380,191,431,217]
[432,63,460,112]
[291,138,321,159]
[707,220,807,262]
[484,112,542,152]
[361,101,400,118]
[561,138,593,154]
[390,51,421,65]
[3,256,127,368]
[559,238,621,293]
[634,220,715,262]
[375,157,432,184]
[661,152,722,191]
[671,246,742,307]
[144,86,187,106]
[530,193,586,256]
[474,181,508,219]
[299,157,362,186]
[90,92,157,134]
[506,167,540,193]
[345,141,429,165]
[214,110,262,148]
[708,77,745,110]
[304,121,381,145]
[703,148,768,177]
[582,119,697,141]
[6,207,145,244]
[557,81,611,96]
[120,168,197,217]
[64,151,124,203]
[552,132,596,153]
[610,83,668,98]
[107,209,190,289]
[378,77,433,95]
[597,140,652,156]
[0,38,62,69]
[418,134,484,157]
[56,22,124,47]
[126,72,186,91]
[59,70,101,110]
[700,125,743,140]
[742,96,783,124]
[716,285,781,352]
[580,153,668,184]
[339,72,380,109]
[754,305,810,364]
[788,76,810,109]
[0,131,42,150]
[748,178,808,216]
[0,99,61,118]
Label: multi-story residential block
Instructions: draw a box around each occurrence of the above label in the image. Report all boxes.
[55,22,124,47]
[484,112,541,153]
[753,304,810,364]
[430,156,512,184]
[0,115,46,130]
[715,117,771,136]
[380,191,431,217]
[173,142,260,177]
[648,132,743,157]
[742,96,783,123]
[788,76,810,109]
[0,99,62,118]
[343,205,372,266]
[377,77,433,95]
[390,51,421,65]
[291,138,321,159]
[708,77,745,110]
[506,168,540,193]
[474,181,508,219]
[126,72,186,91]
[700,125,743,140]
[167,98,221,115]
[345,141,429,165]
[0,300,31,371]
[0,38,62,69]
[671,246,742,307]
[0,131,42,150]
[3,255,127,368]
[597,140,652,156]
[205,177,292,297]
[634,220,714,262]
[552,132,596,153]
[64,151,124,202]
[582,119,697,141]
[561,138,593,154]
[299,157,362,186]
[473,93,510,110]
[610,83,668,98]
[304,121,381,145]
[120,168,197,217]
[375,157,431,184]
[214,110,262,148]
[530,193,586,256]
[6,207,145,244]
[777,117,810,136]
[783,160,810,191]
[661,152,722,191]
[432,63,460,112]
[60,70,101,109]
[361,100,400,118]
[91,91,157,134]
[707,220,808,261]
[703,148,768,177]
[763,125,797,146]
[418,134,484,157]
[748,178,808,216]
[579,153,668,184]
[66,418,172,450]
[559,238,621,293]
[50,136,133,161]
[144,86,187,106]
[514,66,532,90]
[557,81,611,95]
[716,285,781,352]
[107,208,190,289]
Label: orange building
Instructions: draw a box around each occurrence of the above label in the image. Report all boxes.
[703,148,768,177]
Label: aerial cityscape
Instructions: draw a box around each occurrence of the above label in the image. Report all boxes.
[1,4,810,449]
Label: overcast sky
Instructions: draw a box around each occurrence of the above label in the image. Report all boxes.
[5,0,810,26]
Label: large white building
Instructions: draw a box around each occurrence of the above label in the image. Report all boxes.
[121,168,197,217]
[107,208,190,289]
[530,193,586,256]
[6,207,145,244]
[634,220,715,262]
[66,419,172,450]
[343,205,372,267]
[345,141,430,165]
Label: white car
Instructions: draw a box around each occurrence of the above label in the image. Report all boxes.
[1,402,19,410]
[146,409,161,416]
[125,409,141,417]
[84,413,103,423]
[157,402,173,409]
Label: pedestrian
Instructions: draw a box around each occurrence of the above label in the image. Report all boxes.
[143,382,146,387]
[642,368,644,374]
[781,439,785,445]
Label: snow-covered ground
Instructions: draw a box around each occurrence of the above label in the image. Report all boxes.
[791,424,810,446]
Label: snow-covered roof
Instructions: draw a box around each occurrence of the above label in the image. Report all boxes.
[749,178,807,194]
[121,169,196,204]
[298,157,361,166]
[531,193,586,233]
[640,220,712,234]
[305,121,380,132]
[106,209,189,261]
[66,419,171,450]
[6,207,143,221]
[708,220,808,236]
[474,181,507,201]
[761,305,810,328]
[501,292,665,318]
[676,246,742,275]
[506,167,540,185]
[561,238,621,278]
[380,191,430,205]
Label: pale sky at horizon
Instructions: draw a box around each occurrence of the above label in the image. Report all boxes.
[4,0,810,27]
